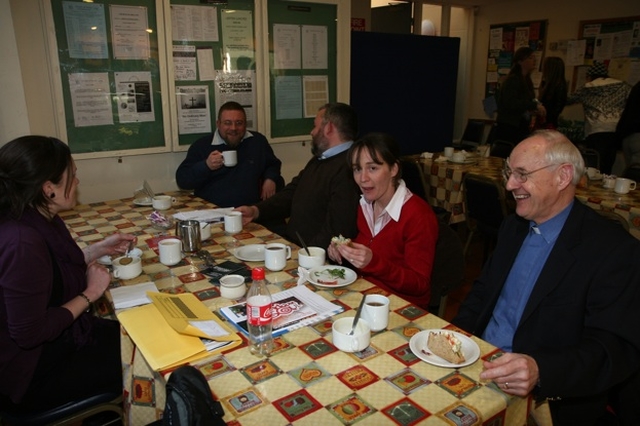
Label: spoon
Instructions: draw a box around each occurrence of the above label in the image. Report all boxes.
[349,295,367,336]
[295,231,311,256]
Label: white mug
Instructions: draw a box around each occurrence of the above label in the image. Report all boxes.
[112,256,142,280]
[158,238,182,266]
[297,247,325,269]
[361,295,389,332]
[443,147,454,158]
[614,177,636,195]
[264,243,291,271]
[152,195,176,210]
[223,150,237,167]
[332,317,370,352]
[224,211,243,234]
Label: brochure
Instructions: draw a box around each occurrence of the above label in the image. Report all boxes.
[220,286,343,337]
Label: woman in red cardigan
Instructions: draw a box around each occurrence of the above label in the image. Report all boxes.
[327,133,438,309]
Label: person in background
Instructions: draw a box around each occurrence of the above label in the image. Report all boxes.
[536,57,567,130]
[495,47,546,144]
[567,61,631,174]
[176,101,283,207]
[0,136,135,413]
[327,133,438,309]
[236,102,360,248]
[616,80,640,168]
[453,130,640,425]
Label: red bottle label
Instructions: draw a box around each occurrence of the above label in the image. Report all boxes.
[247,303,272,326]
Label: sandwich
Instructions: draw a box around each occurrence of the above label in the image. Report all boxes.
[331,235,352,246]
[427,331,466,364]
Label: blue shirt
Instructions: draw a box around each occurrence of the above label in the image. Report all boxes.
[482,202,573,351]
[319,141,353,159]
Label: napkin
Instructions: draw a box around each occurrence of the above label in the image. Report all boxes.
[110,282,160,309]
[173,208,234,222]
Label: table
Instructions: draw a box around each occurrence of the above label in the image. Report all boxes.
[418,155,640,238]
[60,192,534,425]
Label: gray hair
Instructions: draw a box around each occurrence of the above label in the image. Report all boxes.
[533,129,585,185]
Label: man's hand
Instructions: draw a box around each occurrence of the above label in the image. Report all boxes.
[260,179,277,200]
[479,352,539,396]
[206,151,224,170]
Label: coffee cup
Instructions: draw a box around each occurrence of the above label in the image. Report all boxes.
[224,211,243,234]
[219,274,247,299]
[586,167,601,180]
[223,150,237,167]
[614,177,636,195]
[360,294,389,332]
[603,176,616,189]
[443,147,454,158]
[332,317,370,352]
[199,221,211,241]
[264,243,291,271]
[452,152,465,162]
[152,195,176,210]
[158,238,182,266]
[297,247,325,269]
[112,256,142,280]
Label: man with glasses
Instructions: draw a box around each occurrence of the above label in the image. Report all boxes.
[176,101,283,207]
[454,130,640,425]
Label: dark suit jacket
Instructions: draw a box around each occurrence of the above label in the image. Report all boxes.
[454,200,640,425]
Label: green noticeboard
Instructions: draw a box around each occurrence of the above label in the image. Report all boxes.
[51,0,166,154]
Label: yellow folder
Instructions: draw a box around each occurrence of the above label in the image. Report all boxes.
[116,293,241,371]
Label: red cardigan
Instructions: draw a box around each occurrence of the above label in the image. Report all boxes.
[354,194,438,309]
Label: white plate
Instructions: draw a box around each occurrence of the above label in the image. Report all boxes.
[133,198,153,206]
[233,244,266,262]
[447,157,478,164]
[409,329,480,368]
[307,265,357,288]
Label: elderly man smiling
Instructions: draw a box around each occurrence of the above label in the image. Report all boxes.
[453,130,640,425]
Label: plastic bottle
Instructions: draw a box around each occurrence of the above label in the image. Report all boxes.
[246,267,273,356]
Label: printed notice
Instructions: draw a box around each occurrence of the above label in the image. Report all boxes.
[68,72,113,127]
[62,2,108,59]
[177,86,212,135]
[110,5,150,60]
[114,72,154,123]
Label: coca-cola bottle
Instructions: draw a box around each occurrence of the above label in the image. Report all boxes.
[246,267,273,356]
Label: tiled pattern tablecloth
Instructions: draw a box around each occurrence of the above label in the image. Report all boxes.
[60,192,532,426]
[419,156,640,238]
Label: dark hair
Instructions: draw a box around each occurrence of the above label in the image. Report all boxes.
[0,135,73,218]
[348,132,402,185]
[217,101,246,119]
[539,57,567,105]
[320,103,358,141]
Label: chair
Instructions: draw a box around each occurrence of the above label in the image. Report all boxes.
[429,218,465,318]
[596,210,630,232]
[400,156,429,202]
[0,393,123,426]
[622,163,640,182]
[579,146,601,170]
[489,140,515,159]
[463,173,510,263]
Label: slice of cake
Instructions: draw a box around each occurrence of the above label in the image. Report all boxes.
[427,331,466,364]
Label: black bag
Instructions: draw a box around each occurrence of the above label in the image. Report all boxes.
[160,365,226,426]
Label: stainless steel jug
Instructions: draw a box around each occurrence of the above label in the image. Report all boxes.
[175,220,201,253]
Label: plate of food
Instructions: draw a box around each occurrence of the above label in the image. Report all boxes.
[409,329,480,368]
[307,265,357,288]
[233,244,266,262]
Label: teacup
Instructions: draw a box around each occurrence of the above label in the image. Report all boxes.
[332,317,370,352]
[614,177,637,195]
[297,247,325,269]
[112,256,142,280]
[219,274,247,299]
[152,195,176,210]
[264,243,291,272]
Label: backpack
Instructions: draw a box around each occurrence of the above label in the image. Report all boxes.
[160,365,226,426]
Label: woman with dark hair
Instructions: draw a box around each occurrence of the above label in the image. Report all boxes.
[0,136,135,413]
[537,57,568,129]
[327,133,438,309]
[495,47,546,143]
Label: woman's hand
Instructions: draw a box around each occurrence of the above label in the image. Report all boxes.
[84,233,136,263]
[337,242,373,269]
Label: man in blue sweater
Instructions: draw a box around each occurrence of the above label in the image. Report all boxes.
[176,101,283,207]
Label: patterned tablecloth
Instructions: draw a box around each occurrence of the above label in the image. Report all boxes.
[419,155,640,238]
[60,192,533,426]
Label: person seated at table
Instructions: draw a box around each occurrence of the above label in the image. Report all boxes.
[176,101,284,207]
[236,102,360,248]
[452,130,640,426]
[0,136,135,414]
[327,133,439,309]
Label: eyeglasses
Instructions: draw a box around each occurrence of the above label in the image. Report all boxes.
[220,120,245,127]
[502,163,559,183]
